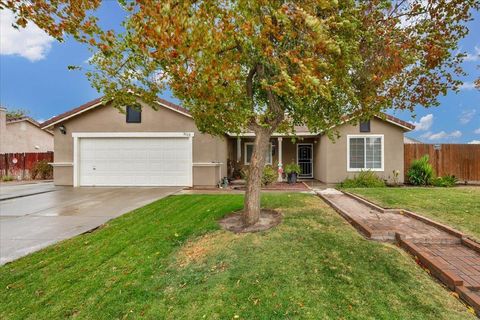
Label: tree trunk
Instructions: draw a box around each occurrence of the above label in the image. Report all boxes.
[243,128,272,226]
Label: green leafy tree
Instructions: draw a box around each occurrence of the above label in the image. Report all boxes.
[5,108,29,120]
[2,0,477,226]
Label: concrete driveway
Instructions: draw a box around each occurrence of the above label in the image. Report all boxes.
[0,184,182,265]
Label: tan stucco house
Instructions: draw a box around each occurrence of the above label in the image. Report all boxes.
[0,107,54,154]
[40,97,414,187]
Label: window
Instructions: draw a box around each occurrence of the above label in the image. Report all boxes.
[360,120,370,132]
[126,106,141,123]
[245,143,273,165]
[347,135,383,171]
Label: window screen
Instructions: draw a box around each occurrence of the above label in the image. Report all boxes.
[126,106,141,123]
[245,143,273,165]
[365,137,382,169]
[349,136,382,170]
[246,144,254,164]
[349,138,365,169]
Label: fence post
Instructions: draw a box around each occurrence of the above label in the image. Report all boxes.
[5,153,9,177]
[22,152,26,180]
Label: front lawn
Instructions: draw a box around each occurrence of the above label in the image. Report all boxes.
[0,193,473,319]
[344,187,480,240]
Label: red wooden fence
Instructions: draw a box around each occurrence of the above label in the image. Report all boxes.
[404,144,480,183]
[0,152,54,180]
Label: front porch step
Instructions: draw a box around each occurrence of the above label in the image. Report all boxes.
[230,179,246,186]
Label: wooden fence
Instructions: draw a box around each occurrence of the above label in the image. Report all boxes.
[0,152,54,180]
[404,144,480,183]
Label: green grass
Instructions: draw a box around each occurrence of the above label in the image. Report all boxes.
[0,193,474,319]
[343,187,480,240]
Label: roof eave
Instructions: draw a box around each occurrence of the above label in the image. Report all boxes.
[41,97,193,130]
[227,132,319,137]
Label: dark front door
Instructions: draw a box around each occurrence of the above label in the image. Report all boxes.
[297,144,313,178]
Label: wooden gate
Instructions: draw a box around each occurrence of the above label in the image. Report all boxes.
[404,144,480,183]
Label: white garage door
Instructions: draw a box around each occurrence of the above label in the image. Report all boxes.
[78,136,192,186]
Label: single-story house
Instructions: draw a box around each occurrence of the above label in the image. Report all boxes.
[0,107,54,153]
[40,97,414,187]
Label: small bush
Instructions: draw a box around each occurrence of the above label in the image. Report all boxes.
[241,165,278,186]
[407,155,434,186]
[432,175,458,187]
[2,175,14,182]
[262,165,278,186]
[284,163,301,175]
[31,160,53,180]
[339,170,386,188]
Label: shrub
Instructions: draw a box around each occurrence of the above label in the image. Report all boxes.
[407,155,434,186]
[2,175,14,182]
[432,175,458,187]
[31,160,53,180]
[241,165,278,186]
[262,165,278,186]
[284,163,301,175]
[339,170,386,188]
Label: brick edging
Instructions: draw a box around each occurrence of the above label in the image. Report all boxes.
[399,237,480,316]
[342,191,387,213]
[316,192,384,240]
[462,238,480,255]
[343,191,480,248]
[321,189,480,316]
[456,286,480,314]
[398,238,464,289]
[400,209,464,238]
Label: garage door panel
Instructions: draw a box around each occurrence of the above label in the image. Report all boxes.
[79,137,192,186]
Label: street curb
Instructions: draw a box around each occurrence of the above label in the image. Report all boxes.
[0,190,56,202]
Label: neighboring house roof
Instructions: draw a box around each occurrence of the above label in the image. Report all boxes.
[41,96,414,133]
[404,136,423,144]
[7,116,54,135]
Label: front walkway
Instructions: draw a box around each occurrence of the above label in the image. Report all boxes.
[315,188,480,316]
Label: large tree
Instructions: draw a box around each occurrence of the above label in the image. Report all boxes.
[2,0,477,226]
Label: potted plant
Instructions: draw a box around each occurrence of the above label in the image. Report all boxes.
[284,163,301,184]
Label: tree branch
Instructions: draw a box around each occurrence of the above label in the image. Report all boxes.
[246,64,258,100]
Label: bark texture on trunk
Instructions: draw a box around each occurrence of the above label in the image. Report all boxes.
[243,128,271,226]
[242,63,284,227]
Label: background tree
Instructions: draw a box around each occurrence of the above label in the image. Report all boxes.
[2,0,478,227]
[5,108,29,120]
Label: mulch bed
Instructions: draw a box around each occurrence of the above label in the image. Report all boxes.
[219,209,282,233]
[231,182,309,191]
[263,182,309,190]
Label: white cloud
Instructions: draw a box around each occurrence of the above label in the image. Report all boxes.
[459,82,477,91]
[413,114,433,131]
[468,140,480,144]
[464,46,480,62]
[421,130,462,141]
[474,128,480,134]
[0,10,54,62]
[459,109,477,124]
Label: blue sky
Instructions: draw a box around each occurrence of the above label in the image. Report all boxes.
[0,3,479,143]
